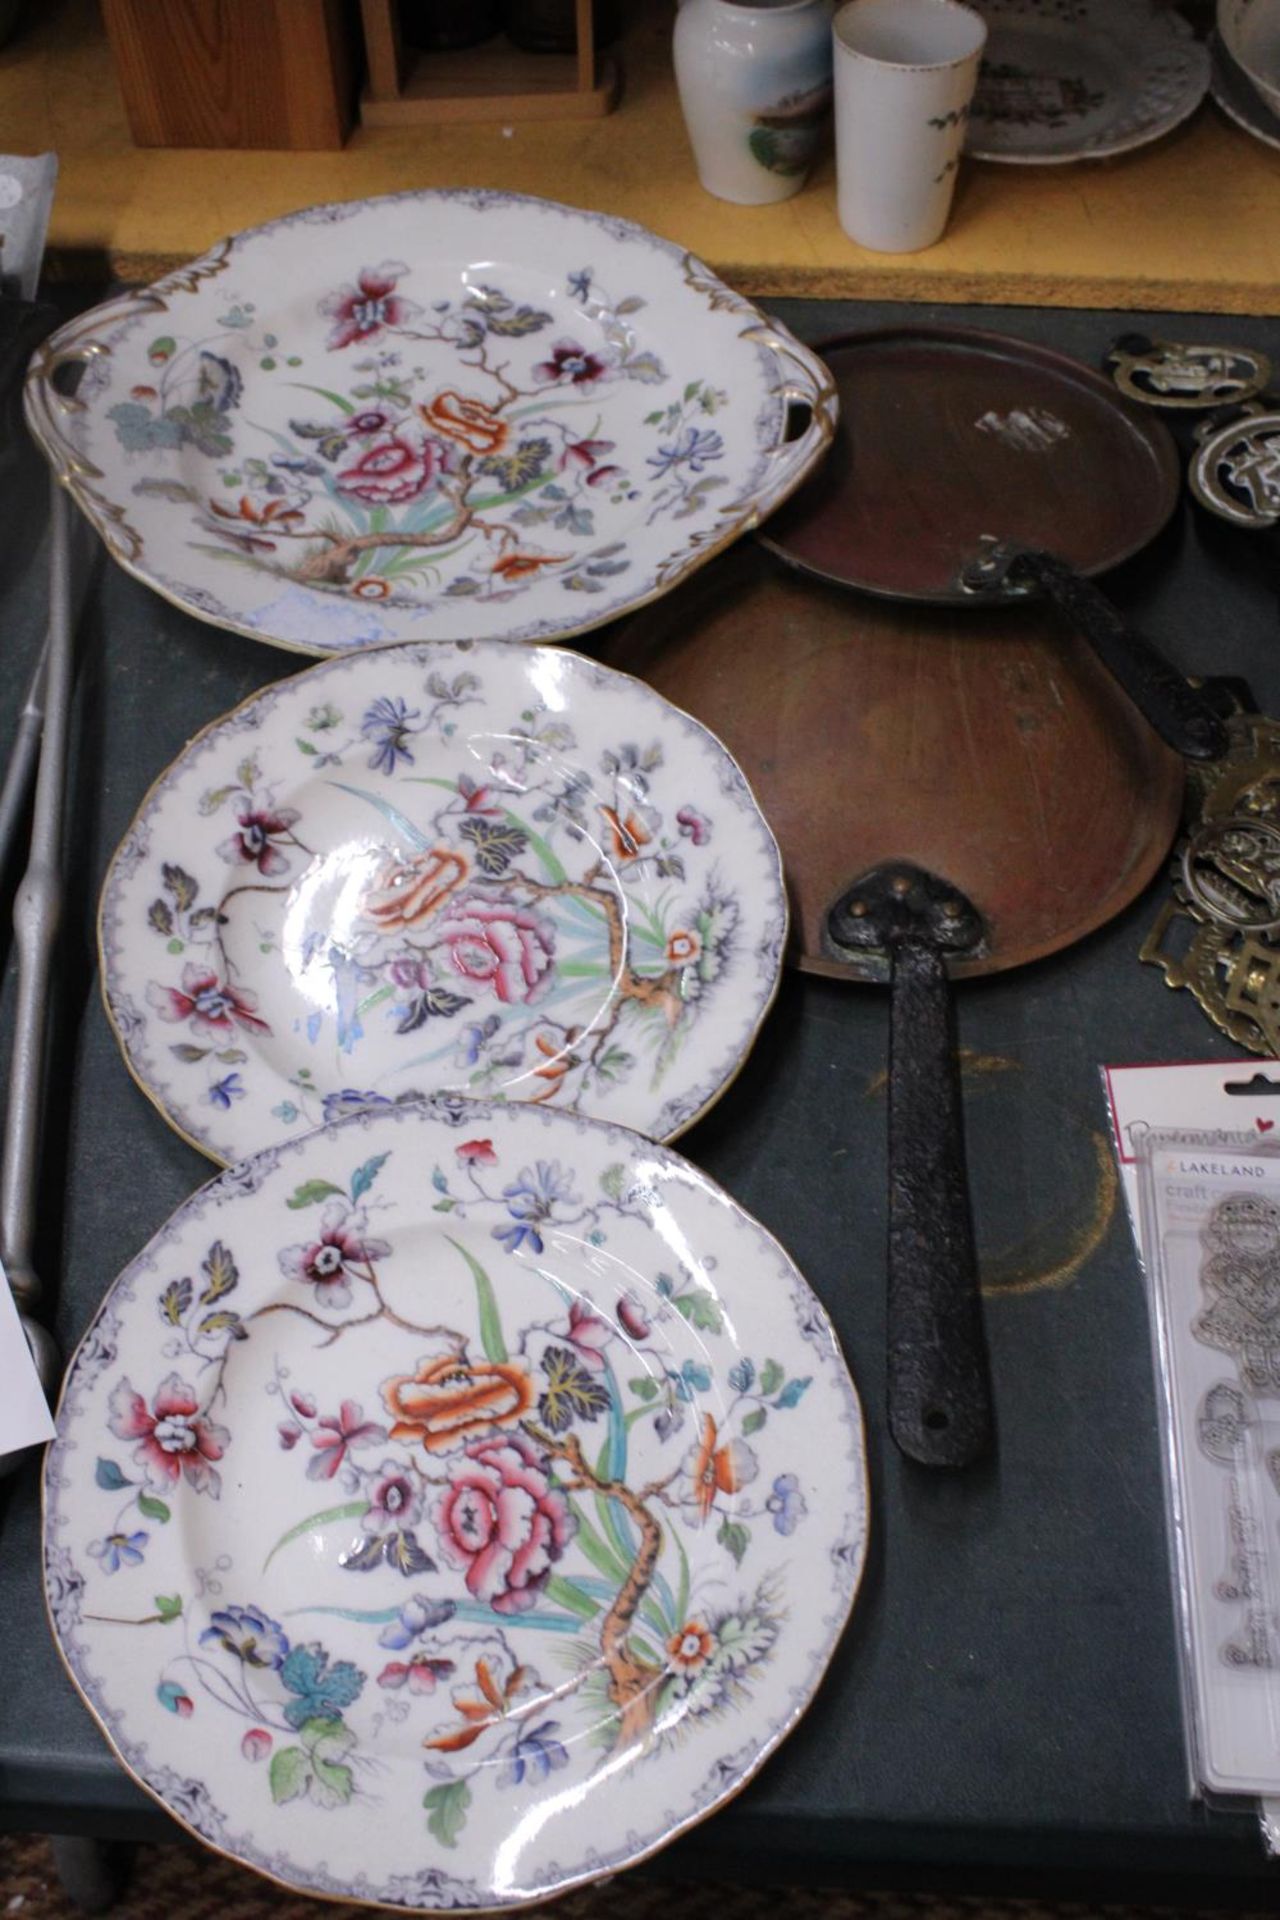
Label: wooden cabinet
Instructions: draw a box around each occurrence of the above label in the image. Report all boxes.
[101,0,356,150]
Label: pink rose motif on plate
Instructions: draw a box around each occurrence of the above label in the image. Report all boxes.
[277,1201,392,1310]
[146,965,271,1039]
[441,895,556,1005]
[321,261,422,351]
[107,1373,229,1497]
[533,340,610,389]
[432,1433,575,1615]
[216,805,301,878]
[563,1297,611,1372]
[337,421,446,506]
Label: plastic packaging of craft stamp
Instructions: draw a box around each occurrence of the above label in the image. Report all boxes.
[1139,1127,1280,1797]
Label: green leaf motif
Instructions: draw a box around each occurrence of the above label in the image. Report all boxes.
[717,1517,751,1566]
[444,1234,507,1363]
[197,1310,246,1341]
[134,477,197,504]
[197,784,239,816]
[286,1179,344,1210]
[107,401,183,453]
[774,1377,811,1410]
[350,1152,390,1203]
[94,1458,130,1491]
[474,437,548,491]
[148,899,174,935]
[302,1717,357,1808]
[158,1277,192,1326]
[269,1745,310,1806]
[599,1163,628,1201]
[458,816,529,877]
[672,1286,723,1335]
[629,1376,658,1402]
[161,863,199,912]
[759,1358,785,1398]
[154,1593,182,1621]
[138,1492,171,1524]
[476,437,551,493]
[539,1345,611,1434]
[200,1239,239,1304]
[167,399,233,458]
[618,351,665,385]
[486,305,552,337]
[263,1500,370,1572]
[169,1044,208,1064]
[424,1779,471,1848]
[741,1406,767,1436]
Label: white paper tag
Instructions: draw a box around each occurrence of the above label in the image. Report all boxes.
[0,1256,55,1455]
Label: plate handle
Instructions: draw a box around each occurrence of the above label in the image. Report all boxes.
[23,288,168,559]
[742,321,839,522]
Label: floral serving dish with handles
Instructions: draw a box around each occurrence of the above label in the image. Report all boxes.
[25,189,836,655]
[43,1096,867,1911]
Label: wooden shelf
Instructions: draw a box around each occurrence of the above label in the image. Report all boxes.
[7,0,1280,311]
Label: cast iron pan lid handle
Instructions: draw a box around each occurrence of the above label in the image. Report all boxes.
[761,324,1229,764]
[960,542,1227,761]
[827,864,993,1467]
[604,546,1187,1473]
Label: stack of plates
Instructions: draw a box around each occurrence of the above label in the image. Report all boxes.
[29,191,870,1912]
[964,0,1209,163]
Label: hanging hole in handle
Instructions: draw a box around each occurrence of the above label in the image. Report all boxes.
[49,355,88,404]
[783,397,813,444]
[922,1407,950,1433]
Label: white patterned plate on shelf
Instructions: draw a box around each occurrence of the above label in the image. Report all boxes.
[43,1096,867,1912]
[24,190,835,656]
[99,641,787,1163]
[1211,28,1280,150]
[965,0,1209,162]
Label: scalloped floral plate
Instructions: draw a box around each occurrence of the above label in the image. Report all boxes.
[965,0,1208,162]
[25,189,835,656]
[99,641,787,1162]
[44,1096,867,1912]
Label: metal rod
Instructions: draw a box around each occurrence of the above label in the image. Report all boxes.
[0,639,49,883]
[2,479,78,1399]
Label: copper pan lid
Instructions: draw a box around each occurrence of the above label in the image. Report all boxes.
[606,544,1184,981]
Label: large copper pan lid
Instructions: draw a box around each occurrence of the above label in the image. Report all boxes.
[609,544,1184,982]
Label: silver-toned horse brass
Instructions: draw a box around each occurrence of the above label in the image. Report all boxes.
[1110,338,1272,411]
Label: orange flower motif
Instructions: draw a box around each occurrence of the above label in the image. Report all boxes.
[529,1029,579,1104]
[423,1657,528,1753]
[208,494,305,530]
[420,389,508,456]
[361,847,469,933]
[490,549,569,583]
[666,929,701,966]
[686,1412,757,1524]
[667,1620,716,1674]
[601,805,652,863]
[382,1353,535,1455]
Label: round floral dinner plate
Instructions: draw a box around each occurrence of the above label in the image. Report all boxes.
[99,641,787,1163]
[25,189,835,656]
[44,1096,868,1912]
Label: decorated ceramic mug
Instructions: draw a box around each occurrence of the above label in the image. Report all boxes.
[833,0,987,252]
